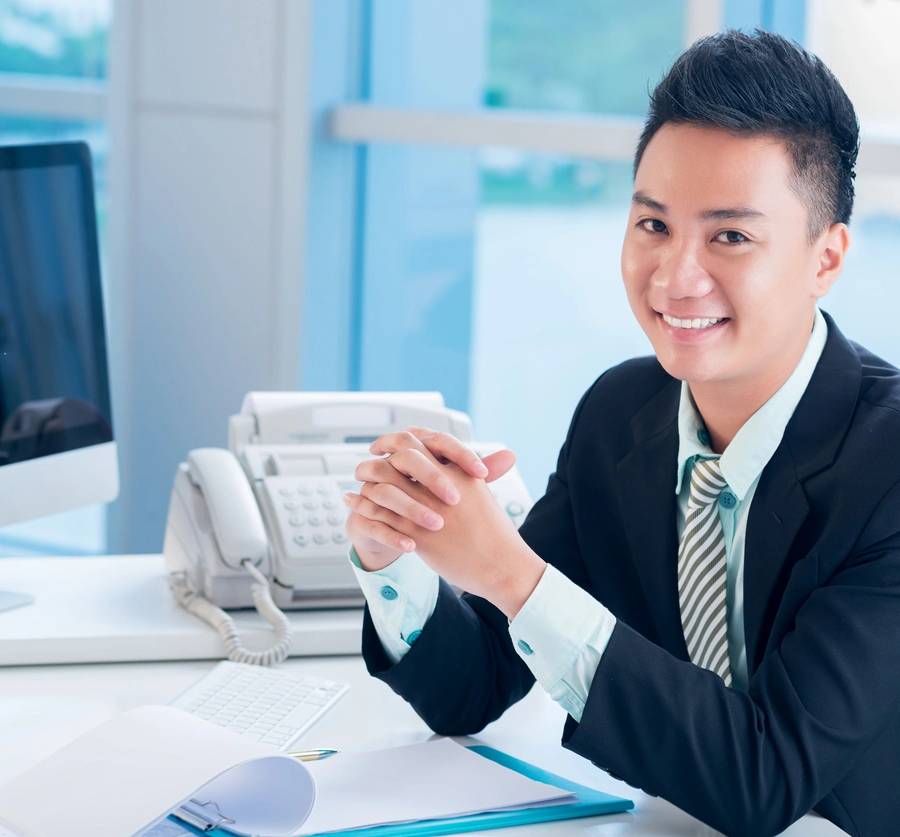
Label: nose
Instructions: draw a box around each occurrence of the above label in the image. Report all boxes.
[653,236,715,300]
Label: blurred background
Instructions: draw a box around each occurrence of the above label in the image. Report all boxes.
[0,0,898,556]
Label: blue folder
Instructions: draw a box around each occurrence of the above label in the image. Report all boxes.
[312,745,635,836]
[151,744,634,837]
[167,744,633,837]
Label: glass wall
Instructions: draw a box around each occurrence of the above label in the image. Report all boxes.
[0,0,108,78]
[351,0,688,497]
[806,0,900,364]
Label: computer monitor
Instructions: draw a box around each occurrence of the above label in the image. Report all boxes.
[0,141,118,611]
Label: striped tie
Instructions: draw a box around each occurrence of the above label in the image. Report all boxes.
[677,457,733,686]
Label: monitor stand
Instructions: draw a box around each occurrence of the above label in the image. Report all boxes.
[0,590,34,613]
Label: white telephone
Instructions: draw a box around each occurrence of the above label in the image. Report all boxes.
[163,392,534,664]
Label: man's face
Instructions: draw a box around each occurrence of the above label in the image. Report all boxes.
[621,123,829,390]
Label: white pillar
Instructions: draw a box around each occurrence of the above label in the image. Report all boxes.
[106,0,313,551]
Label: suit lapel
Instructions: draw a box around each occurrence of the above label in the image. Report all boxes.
[742,446,810,673]
[615,378,688,659]
[743,309,861,674]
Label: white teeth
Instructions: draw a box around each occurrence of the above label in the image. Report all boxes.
[661,313,725,329]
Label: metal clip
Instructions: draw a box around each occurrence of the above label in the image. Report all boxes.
[172,798,236,833]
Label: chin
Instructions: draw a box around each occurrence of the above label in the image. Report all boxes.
[654,352,723,385]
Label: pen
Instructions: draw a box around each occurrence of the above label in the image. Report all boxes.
[290,748,339,762]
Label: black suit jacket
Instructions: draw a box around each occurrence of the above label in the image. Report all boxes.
[361,310,900,837]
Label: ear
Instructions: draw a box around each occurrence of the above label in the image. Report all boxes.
[812,222,850,298]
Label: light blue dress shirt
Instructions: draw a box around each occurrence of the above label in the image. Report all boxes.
[349,307,828,720]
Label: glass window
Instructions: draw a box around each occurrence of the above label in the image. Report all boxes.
[354,4,686,497]
[475,153,651,496]
[486,0,686,115]
[805,0,900,362]
[0,0,110,79]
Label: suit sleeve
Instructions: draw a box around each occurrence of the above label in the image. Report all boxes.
[562,477,900,837]
[360,375,604,736]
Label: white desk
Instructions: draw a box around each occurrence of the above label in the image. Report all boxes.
[0,655,845,836]
[0,555,361,664]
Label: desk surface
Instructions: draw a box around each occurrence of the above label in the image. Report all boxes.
[0,655,844,836]
[0,555,362,664]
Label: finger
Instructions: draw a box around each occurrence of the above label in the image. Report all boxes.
[404,428,490,478]
[347,508,416,553]
[359,481,444,531]
[481,448,516,483]
[368,430,438,464]
[385,448,461,505]
[354,457,411,487]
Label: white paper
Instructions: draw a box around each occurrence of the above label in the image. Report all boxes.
[0,705,314,837]
[293,738,573,835]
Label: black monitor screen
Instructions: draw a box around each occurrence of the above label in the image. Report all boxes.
[0,142,112,468]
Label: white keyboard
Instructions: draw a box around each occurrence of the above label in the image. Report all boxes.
[169,660,349,750]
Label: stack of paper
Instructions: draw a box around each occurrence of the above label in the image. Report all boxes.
[293,738,575,835]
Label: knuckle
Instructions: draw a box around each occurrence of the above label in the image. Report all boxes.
[390,449,411,468]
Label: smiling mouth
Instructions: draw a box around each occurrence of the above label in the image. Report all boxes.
[656,311,732,331]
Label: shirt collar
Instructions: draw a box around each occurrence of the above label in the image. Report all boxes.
[675,306,828,500]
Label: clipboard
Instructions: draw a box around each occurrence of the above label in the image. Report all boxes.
[186,744,634,837]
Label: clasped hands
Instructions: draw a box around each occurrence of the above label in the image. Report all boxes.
[344,428,547,620]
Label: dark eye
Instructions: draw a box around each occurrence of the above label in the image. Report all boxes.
[714,230,748,245]
[638,218,668,234]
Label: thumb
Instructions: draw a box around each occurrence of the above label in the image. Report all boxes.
[481,448,516,483]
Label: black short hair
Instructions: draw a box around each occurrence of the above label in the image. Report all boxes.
[634,29,859,241]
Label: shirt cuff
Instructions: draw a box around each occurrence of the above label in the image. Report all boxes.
[348,546,439,664]
[508,563,616,722]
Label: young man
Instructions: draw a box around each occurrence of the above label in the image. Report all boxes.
[343,30,900,836]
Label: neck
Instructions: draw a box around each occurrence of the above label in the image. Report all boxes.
[689,310,816,454]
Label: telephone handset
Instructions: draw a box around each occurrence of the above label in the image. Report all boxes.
[165,448,292,666]
[163,392,534,666]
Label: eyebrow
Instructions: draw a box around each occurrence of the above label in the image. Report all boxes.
[631,191,766,221]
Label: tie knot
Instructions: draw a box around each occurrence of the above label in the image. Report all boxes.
[688,458,727,508]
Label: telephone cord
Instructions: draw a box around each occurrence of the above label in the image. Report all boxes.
[168,562,292,666]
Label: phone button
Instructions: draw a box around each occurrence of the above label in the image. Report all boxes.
[313,533,329,545]
[332,532,347,544]
[308,515,322,526]
[289,516,305,527]
[303,500,319,510]
[293,534,309,547]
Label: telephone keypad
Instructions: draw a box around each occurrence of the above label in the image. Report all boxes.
[267,477,354,558]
